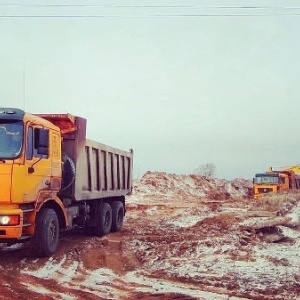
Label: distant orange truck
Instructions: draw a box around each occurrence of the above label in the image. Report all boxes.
[0,108,133,256]
[253,166,300,198]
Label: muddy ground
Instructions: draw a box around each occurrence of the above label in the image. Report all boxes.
[0,172,300,300]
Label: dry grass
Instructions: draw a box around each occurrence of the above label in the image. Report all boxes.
[252,191,300,213]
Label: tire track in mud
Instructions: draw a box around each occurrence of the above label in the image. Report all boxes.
[0,230,224,300]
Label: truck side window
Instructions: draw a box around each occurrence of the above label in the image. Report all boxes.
[26,127,34,160]
[26,127,49,159]
[34,128,49,158]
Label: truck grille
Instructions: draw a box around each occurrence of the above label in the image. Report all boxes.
[258,188,273,193]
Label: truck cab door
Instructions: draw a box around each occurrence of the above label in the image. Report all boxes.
[11,126,52,203]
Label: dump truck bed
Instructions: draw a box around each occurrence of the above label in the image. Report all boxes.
[36,113,133,201]
[72,138,133,201]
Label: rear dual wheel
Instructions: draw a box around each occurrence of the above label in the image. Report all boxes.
[111,201,124,232]
[94,203,112,236]
[93,201,124,236]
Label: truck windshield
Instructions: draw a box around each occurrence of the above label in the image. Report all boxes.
[254,176,280,184]
[0,121,23,159]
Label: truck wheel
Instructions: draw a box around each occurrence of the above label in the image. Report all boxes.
[111,201,124,232]
[31,208,59,257]
[93,203,112,236]
[61,153,76,190]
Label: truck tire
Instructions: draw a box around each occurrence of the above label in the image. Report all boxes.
[61,153,76,190]
[31,208,59,257]
[111,201,124,232]
[93,202,112,236]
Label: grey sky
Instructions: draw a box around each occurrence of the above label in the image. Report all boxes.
[1,1,300,179]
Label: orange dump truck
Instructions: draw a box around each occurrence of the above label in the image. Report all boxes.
[253,166,300,198]
[0,108,133,256]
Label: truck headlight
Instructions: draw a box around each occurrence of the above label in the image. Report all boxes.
[0,215,20,226]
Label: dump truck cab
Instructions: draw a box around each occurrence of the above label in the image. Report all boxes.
[253,167,300,198]
[253,172,288,198]
[0,108,64,242]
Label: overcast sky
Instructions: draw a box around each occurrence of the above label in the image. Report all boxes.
[1,0,300,179]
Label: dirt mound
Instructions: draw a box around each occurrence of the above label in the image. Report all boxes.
[134,171,253,200]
